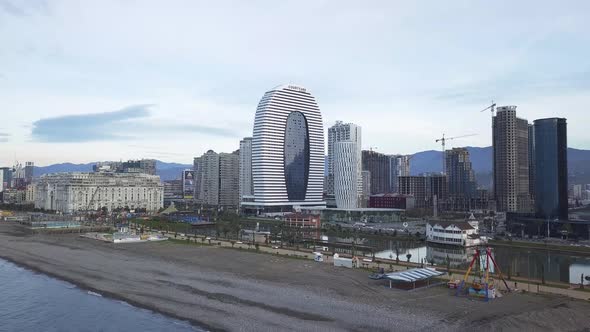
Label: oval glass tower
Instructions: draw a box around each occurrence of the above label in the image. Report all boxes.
[284,112,310,201]
[249,85,325,209]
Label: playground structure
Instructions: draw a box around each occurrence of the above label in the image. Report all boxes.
[456,247,511,301]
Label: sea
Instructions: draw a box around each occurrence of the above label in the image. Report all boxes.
[0,258,203,332]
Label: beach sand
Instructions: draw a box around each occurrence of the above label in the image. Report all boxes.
[0,222,588,331]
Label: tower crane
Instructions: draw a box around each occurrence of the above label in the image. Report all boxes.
[435,133,477,174]
[480,101,497,120]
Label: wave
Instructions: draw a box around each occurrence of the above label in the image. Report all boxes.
[87,291,103,297]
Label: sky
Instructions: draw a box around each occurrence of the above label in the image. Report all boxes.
[1,0,589,166]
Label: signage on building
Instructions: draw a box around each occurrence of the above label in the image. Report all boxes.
[182,170,195,199]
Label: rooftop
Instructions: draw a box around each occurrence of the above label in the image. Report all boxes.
[428,221,475,230]
[383,268,444,283]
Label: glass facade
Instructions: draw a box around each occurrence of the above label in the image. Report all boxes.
[284,112,310,201]
[533,118,568,220]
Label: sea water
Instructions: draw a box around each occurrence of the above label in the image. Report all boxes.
[0,258,203,332]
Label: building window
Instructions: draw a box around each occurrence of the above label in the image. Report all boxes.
[284,111,310,201]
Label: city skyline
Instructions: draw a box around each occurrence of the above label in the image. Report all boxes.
[1,1,590,165]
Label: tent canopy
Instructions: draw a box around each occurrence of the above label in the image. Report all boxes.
[383,268,444,283]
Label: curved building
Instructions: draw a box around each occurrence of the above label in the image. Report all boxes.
[334,141,359,209]
[249,84,325,209]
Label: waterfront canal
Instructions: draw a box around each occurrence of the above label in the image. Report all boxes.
[325,236,590,285]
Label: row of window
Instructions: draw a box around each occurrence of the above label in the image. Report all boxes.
[431,228,464,234]
[432,236,463,243]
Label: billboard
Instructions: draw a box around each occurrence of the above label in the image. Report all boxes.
[183,170,195,199]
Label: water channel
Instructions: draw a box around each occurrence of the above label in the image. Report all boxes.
[325,236,590,285]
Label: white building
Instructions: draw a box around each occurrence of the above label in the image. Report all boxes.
[0,167,11,192]
[239,137,253,204]
[334,141,359,209]
[26,183,35,203]
[246,84,325,210]
[426,220,481,247]
[389,155,410,193]
[35,172,163,213]
[327,121,362,196]
[573,184,583,199]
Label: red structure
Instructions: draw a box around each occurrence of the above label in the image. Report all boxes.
[368,193,415,209]
[456,247,510,301]
[284,213,320,228]
[283,213,321,240]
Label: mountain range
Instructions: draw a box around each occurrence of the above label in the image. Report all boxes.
[33,147,590,186]
[410,147,590,188]
[33,160,193,182]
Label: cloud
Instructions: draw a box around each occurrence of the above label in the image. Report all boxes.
[0,0,47,16]
[432,71,590,105]
[0,132,9,142]
[173,124,238,137]
[31,104,153,142]
[30,104,241,143]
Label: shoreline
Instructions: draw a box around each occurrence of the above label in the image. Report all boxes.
[0,254,215,332]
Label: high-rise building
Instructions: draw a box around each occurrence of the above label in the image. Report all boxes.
[399,174,448,209]
[327,121,362,196]
[138,159,157,176]
[532,118,568,220]
[219,151,240,208]
[492,106,531,213]
[193,156,202,200]
[446,148,477,210]
[362,150,390,194]
[196,150,220,206]
[11,162,26,189]
[247,84,325,210]
[389,155,410,193]
[360,170,371,207]
[239,137,253,203]
[182,169,196,199]
[334,141,359,209]
[573,184,583,199]
[24,162,34,184]
[194,150,240,208]
[528,124,536,203]
[0,167,12,192]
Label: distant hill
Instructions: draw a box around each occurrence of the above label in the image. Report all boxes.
[30,147,590,185]
[34,161,192,181]
[34,162,94,175]
[410,146,590,188]
[410,146,492,175]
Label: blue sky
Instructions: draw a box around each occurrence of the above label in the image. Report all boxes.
[1,0,589,165]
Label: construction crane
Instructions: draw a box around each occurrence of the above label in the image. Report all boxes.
[435,133,477,174]
[480,101,497,120]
